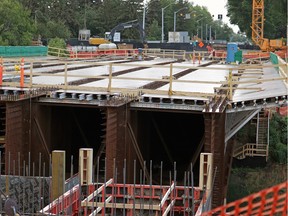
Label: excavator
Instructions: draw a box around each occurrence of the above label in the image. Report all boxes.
[251,0,286,52]
[89,20,146,47]
[108,20,146,44]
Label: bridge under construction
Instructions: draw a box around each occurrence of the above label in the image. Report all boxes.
[0,49,286,215]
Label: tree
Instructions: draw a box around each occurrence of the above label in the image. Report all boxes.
[0,0,35,45]
[146,20,161,40]
[146,0,162,27]
[37,21,71,39]
[269,114,287,164]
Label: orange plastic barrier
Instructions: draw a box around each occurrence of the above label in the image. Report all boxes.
[20,58,24,88]
[202,181,287,216]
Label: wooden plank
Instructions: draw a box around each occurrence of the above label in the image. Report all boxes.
[214,87,262,91]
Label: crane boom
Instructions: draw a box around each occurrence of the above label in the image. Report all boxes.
[251,0,266,49]
[251,0,284,51]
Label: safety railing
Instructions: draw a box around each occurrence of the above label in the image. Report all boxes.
[41,179,202,215]
[47,46,70,58]
[277,56,288,87]
[39,184,80,216]
[48,46,187,60]
[0,58,286,101]
[233,143,269,159]
[202,181,287,216]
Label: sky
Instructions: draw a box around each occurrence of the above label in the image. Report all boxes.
[190,0,240,33]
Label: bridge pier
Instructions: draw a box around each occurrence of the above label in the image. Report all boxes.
[204,113,226,208]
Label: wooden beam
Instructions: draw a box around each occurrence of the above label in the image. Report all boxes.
[52,150,65,200]
[214,87,262,91]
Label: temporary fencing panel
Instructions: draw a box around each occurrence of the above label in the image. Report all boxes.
[202,181,287,216]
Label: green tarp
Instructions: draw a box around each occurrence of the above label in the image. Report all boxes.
[270,52,279,71]
[234,50,243,63]
[0,46,48,57]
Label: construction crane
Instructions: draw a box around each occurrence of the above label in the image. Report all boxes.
[251,0,285,51]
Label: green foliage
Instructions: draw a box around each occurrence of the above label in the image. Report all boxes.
[0,0,35,45]
[269,114,287,164]
[48,38,66,49]
[37,21,71,39]
[236,122,256,144]
[228,164,287,202]
[146,20,161,40]
[48,38,68,57]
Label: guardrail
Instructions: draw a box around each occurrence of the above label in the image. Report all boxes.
[278,56,288,87]
[233,143,268,160]
[47,46,188,60]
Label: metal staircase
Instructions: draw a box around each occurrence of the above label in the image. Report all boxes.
[233,110,269,160]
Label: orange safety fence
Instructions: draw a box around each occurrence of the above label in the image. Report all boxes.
[202,181,287,216]
[69,49,139,58]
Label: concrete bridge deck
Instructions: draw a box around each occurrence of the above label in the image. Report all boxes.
[2,56,286,110]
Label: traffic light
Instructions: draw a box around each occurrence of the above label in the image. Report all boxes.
[218,14,223,20]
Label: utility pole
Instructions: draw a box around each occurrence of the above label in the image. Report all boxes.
[161,3,174,43]
[205,24,208,42]
[174,7,188,32]
[209,25,212,42]
[143,5,146,30]
[201,25,203,40]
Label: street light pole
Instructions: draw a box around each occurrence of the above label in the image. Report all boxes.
[143,5,146,30]
[196,17,204,39]
[161,3,173,43]
[173,7,188,32]
[209,25,212,42]
[205,24,208,42]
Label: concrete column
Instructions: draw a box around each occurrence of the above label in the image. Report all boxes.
[105,106,127,182]
[204,113,226,208]
[52,150,65,200]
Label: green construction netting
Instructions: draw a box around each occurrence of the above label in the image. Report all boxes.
[0,46,48,57]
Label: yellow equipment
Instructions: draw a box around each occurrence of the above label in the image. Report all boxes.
[88,37,110,46]
[251,0,285,51]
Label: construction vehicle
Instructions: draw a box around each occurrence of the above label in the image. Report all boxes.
[76,20,146,49]
[251,0,286,51]
[81,21,146,48]
[108,20,146,44]
[88,36,110,46]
